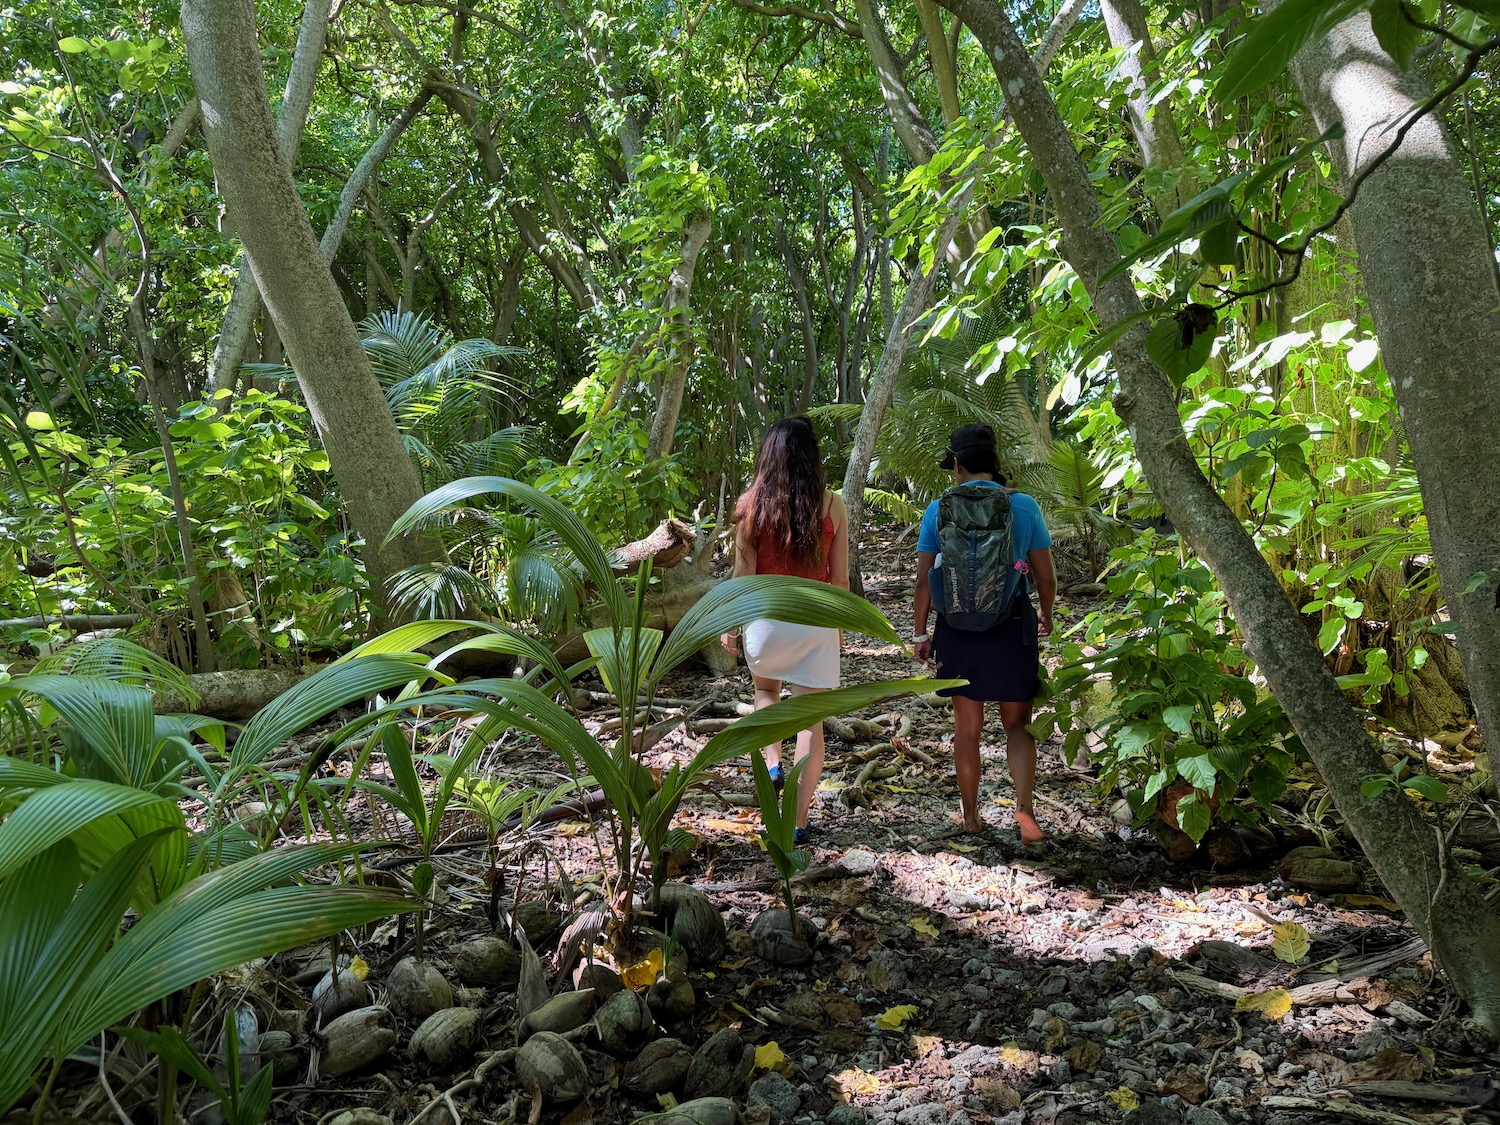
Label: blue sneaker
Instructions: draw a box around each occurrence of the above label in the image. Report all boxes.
[794,826,812,847]
[767,763,785,793]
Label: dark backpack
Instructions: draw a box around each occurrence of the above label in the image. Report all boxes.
[929,483,1024,632]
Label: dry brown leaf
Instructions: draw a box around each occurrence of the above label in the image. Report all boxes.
[832,1068,882,1097]
[1068,1040,1103,1074]
[1162,1065,1207,1104]
[819,995,862,1023]
[973,1078,1022,1110]
[1349,1048,1425,1083]
[1042,1016,1068,1052]
[911,1034,945,1059]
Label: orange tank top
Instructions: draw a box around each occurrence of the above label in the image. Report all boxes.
[754,507,836,583]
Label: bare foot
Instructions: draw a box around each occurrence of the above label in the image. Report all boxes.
[943,810,989,837]
[1016,809,1045,845]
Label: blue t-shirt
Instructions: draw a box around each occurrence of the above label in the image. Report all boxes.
[917,482,1053,560]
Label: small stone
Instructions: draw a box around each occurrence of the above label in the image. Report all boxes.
[1136,994,1160,1012]
[826,1107,866,1125]
[947,888,989,912]
[949,1045,997,1073]
[1028,1008,1052,1031]
[1127,1096,1182,1125]
[1046,1002,1080,1021]
[947,1112,973,1125]
[327,1113,390,1125]
[1186,1109,1231,1125]
[895,1107,949,1125]
[962,983,989,1004]
[749,1072,802,1122]
[961,958,989,980]
[841,849,881,877]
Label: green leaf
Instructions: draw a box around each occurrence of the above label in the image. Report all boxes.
[1318,617,1346,654]
[1176,753,1218,793]
[1177,794,1213,842]
[1402,774,1448,803]
[1198,217,1239,267]
[1369,0,1425,67]
[1162,705,1196,736]
[1215,0,1374,104]
[57,36,91,52]
[1147,317,1213,386]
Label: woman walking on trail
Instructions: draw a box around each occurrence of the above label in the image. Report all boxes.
[912,423,1056,843]
[721,417,849,847]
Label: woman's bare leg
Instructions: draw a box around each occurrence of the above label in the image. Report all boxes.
[752,674,783,768]
[1000,699,1044,843]
[787,683,826,830]
[952,695,986,833]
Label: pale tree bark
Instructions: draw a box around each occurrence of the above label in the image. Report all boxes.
[853,0,940,164]
[207,0,334,393]
[182,0,445,614]
[1099,0,1197,214]
[1282,8,1500,781]
[318,88,435,265]
[644,211,713,461]
[938,0,1500,1034]
[841,215,962,593]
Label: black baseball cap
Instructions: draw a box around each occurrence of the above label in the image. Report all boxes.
[939,423,997,470]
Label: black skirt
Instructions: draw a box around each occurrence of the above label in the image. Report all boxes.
[932,597,1041,702]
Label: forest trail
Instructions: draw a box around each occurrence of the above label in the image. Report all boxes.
[283,530,1493,1125]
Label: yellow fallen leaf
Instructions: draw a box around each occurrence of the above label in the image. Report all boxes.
[946,841,978,854]
[1235,988,1294,1021]
[656,1092,679,1110]
[817,779,845,792]
[909,917,940,939]
[993,796,1015,807]
[1106,1086,1140,1111]
[755,1042,786,1070]
[884,784,916,793]
[347,955,370,982]
[833,1068,882,1097]
[621,947,664,991]
[1271,921,1311,964]
[875,1004,918,1030]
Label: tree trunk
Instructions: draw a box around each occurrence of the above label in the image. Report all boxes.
[207,0,333,394]
[1098,0,1197,214]
[1283,6,1500,784]
[937,0,1500,1034]
[645,210,713,461]
[319,88,435,265]
[841,215,962,593]
[779,218,821,414]
[182,0,444,615]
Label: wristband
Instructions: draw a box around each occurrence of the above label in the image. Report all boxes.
[912,633,930,644]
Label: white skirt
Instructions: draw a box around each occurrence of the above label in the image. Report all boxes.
[743,619,841,689]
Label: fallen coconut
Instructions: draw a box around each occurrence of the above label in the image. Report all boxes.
[622,1037,692,1096]
[327,1112,392,1125]
[310,966,369,1024]
[453,935,522,989]
[652,882,727,965]
[515,1031,589,1102]
[255,1029,301,1083]
[317,1005,396,1077]
[410,1006,484,1071]
[749,908,817,966]
[647,973,696,1024]
[656,1096,739,1125]
[683,1027,754,1100]
[387,956,453,1022]
[593,986,655,1056]
[519,988,597,1040]
[574,961,623,998]
[512,899,563,944]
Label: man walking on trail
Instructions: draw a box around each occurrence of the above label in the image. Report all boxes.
[912,424,1056,842]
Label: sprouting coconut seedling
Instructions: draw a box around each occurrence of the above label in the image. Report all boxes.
[750,748,811,938]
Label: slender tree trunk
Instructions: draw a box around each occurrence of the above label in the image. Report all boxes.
[938,0,1500,1034]
[319,88,435,265]
[207,0,333,393]
[841,215,962,593]
[182,0,444,614]
[1284,7,1500,781]
[779,218,821,414]
[1099,0,1197,214]
[645,211,713,460]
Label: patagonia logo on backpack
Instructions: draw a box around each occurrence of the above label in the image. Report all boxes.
[928,483,1023,632]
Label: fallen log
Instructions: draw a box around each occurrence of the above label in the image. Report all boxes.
[0,613,144,632]
[156,667,311,719]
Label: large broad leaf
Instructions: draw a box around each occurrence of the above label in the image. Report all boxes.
[1215,0,1374,104]
[0,834,167,1112]
[60,842,414,1052]
[226,656,437,782]
[695,678,960,772]
[11,675,156,788]
[387,477,627,625]
[655,575,904,678]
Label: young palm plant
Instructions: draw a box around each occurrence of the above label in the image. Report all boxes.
[386,476,954,954]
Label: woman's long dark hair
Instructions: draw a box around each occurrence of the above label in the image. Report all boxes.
[735,417,826,569]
